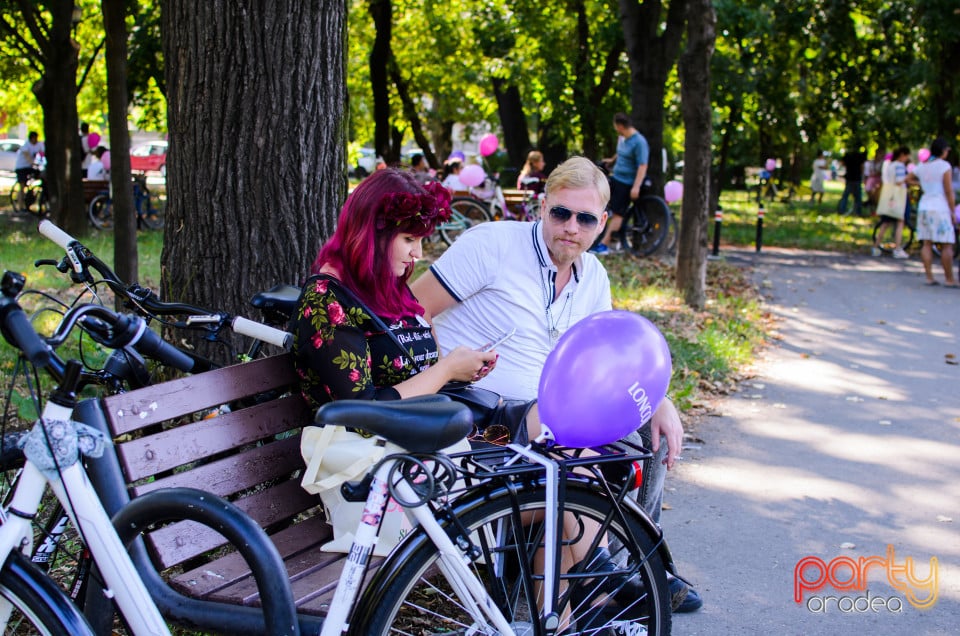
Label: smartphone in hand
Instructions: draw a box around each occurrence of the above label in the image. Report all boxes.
[480,327,516,352]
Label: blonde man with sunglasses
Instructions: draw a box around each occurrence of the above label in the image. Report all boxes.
[411,155,701,613]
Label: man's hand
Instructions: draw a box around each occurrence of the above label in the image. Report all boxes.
[648,398,684,470]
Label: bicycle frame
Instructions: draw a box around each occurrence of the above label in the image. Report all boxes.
[0,395,170,635]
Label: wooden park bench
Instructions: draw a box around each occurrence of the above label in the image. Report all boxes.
[82,179,109,205]
[84,352,344,634]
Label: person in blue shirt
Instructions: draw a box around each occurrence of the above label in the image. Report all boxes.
[593,113,649,255]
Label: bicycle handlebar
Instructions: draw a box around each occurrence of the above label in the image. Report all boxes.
[0,300,52,368]
[36,220,292,350]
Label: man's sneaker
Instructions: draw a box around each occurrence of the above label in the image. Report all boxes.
[669,577,703,613]
[591,244,611,256]
[870,246,882,257]
[892,248,909,259]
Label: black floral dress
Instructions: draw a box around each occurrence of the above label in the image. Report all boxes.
[292,274,438,409]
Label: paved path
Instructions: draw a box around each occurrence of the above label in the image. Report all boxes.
[663,248,959,635]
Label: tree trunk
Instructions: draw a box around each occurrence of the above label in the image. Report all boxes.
[492,78,530,169]
[32,0,85,236]
[675,0,715,310]
[618,0,687,192]
[102,0,137,290]
[370,0,393,161]
[162,0,346,362]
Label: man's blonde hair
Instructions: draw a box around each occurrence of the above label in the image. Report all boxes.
[544,156,610,209]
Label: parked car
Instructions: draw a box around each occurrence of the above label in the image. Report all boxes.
[0,139,24,173]
[130,140,168,176]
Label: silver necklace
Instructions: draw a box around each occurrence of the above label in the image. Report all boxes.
[539,268,573,344]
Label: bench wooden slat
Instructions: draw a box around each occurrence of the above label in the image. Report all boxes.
[145,480,320,568]
[169,515,333,599]
[130,434,303,498]
[117,394,309,481]
[103,355,300,434]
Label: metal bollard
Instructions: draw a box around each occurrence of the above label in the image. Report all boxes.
[712,207,723,256]
[756,203,765,253]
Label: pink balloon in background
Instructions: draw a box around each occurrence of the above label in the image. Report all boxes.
[907,163,915,174]
[87,132,101,148]
[664,180,684,204]
[765,158,776,171]
[918,148,931,163]
[459,164,486,187]
[100,151,111,171]
[537,311,672,448]
[479,134,499,157]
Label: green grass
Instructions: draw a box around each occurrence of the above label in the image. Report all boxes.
[711,180,878,253]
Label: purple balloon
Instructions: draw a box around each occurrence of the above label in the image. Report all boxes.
[664,180,683,204]
[537,311,672,447]
[448,150,466,162]
[765,158,776,171]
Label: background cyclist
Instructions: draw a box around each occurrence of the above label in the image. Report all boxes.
[592,112,649,255]
[14,131,45,212]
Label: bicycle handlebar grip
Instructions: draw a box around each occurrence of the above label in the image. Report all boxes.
[37,220,76,251]
[232,316,293,349]
[134,327,197,373]
[2,306,52,368]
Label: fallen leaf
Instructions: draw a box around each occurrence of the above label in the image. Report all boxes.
[946,353,956,360]
[661,503,672,510]
[877,319,887,325]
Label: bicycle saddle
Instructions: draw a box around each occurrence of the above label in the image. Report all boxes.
[313,396,472,453]
[249,284,300,318]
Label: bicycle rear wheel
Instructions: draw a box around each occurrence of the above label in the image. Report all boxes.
[0,551,94,635]
[88,194,112,230]
[622,195,671,257]
[22,186,44,218]
[358,483,671,635]
[438,198,491,245]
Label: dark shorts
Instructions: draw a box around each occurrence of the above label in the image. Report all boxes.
[15,167,37,185]
[608,179,633,216]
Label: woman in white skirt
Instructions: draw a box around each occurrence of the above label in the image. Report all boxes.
[909,137,957,286]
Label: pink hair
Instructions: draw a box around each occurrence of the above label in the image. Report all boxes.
[311,169,451,320]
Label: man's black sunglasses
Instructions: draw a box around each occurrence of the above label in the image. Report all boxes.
[548,206,601,229]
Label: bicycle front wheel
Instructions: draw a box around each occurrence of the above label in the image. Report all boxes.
[438,198,491,245]
[88,194,112,230]
[358,484,671,636]
[8,182,23,214]
[0,551,94,635]
[623,196,671,257]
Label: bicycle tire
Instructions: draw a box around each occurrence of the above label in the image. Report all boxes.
[872,217,915,254]
[438,197,491,245]
[88,194,112,230]
[8,181,23,214]
[622,195,671,257]
[357,484,671,636]
[0,551,94,635]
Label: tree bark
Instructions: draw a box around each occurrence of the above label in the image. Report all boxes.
[102,0,137,290]
[162,0,346,362]
[29,0,85,235]
[618,0,687,191]
[675,0,715,309]
[492,78,530,169]
[369,0,394,162]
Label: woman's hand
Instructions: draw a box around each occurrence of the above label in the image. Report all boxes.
[441,345,498,383]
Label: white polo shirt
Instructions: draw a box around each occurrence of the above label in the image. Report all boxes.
[429,220,612,401]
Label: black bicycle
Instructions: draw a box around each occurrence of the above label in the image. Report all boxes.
[9,169,48,217]
[87,175,163,231]
[617,194,678,257]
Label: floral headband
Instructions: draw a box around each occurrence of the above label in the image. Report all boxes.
[378,181,453,233]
